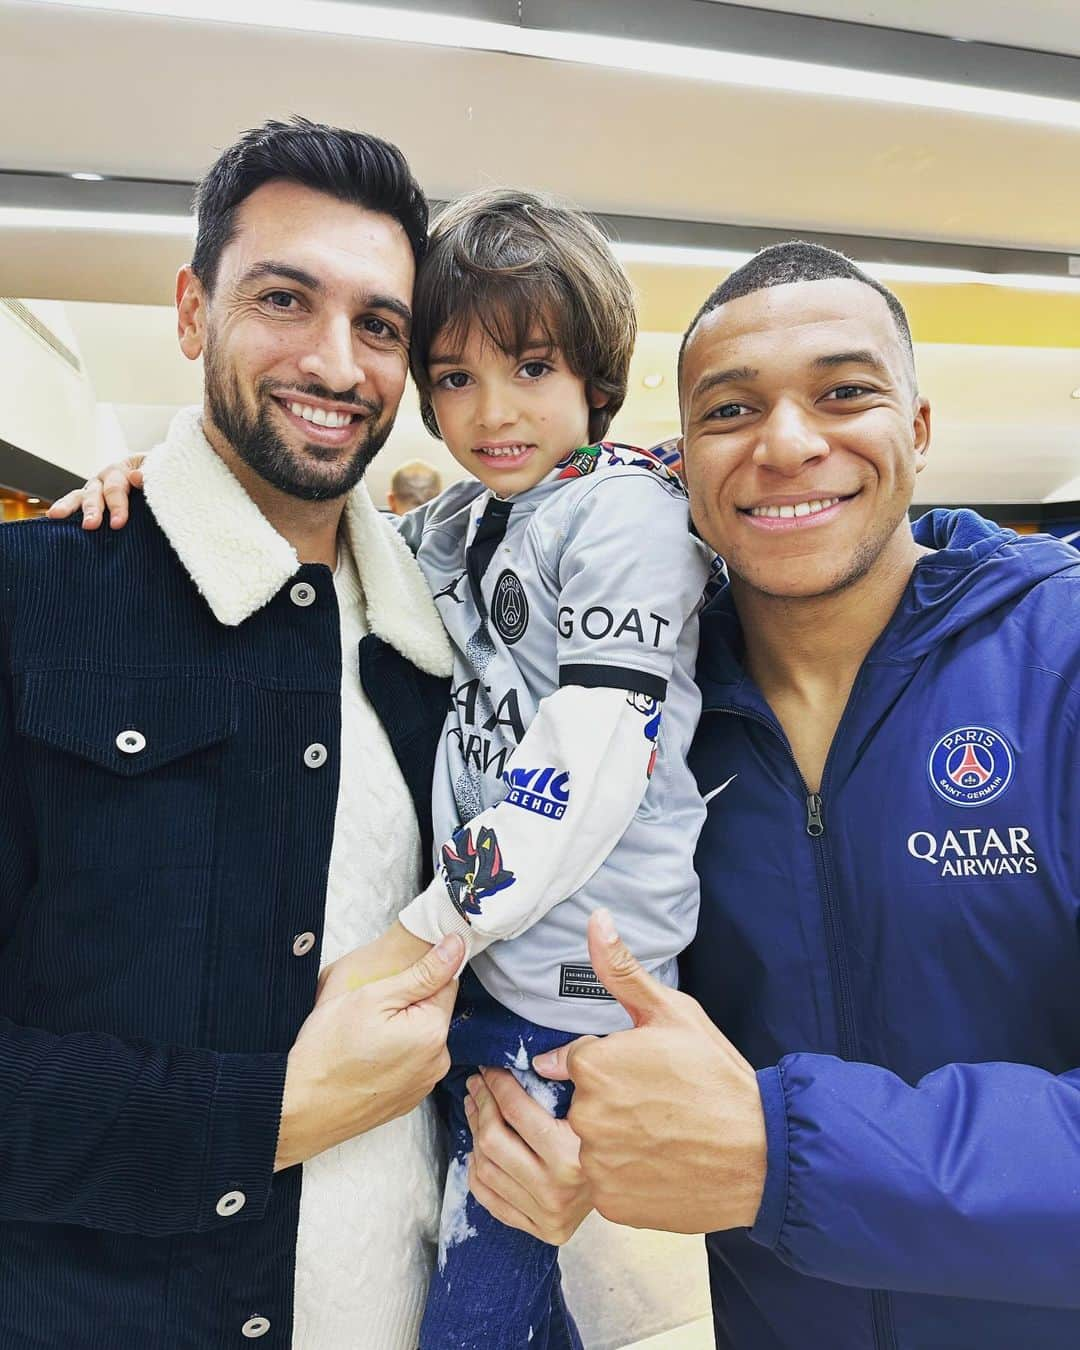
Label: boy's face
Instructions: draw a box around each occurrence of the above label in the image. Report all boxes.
[427,323,598,496]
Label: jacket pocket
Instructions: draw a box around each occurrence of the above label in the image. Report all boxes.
[15,669,237,874]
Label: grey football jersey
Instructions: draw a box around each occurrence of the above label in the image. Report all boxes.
[398,445,711,1033]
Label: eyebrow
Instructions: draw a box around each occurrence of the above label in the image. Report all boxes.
[237,261,412,331]
[428,339,554,368]
[813,349,890,377]
[688,366,759,402]
[238,261,321,290]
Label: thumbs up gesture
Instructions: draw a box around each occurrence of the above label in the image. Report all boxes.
[533,909,768,1234]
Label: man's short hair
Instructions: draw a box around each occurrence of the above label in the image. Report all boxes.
[678,241,916,389]
[410,187,637,444]
[191,116,428,292]
[390,460,443,510]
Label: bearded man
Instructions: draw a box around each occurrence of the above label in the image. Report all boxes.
[0,118,465,1349]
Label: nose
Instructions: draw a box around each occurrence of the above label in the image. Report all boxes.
[475,380,518,432]
[297,313,365,395]
[754,399,829,474]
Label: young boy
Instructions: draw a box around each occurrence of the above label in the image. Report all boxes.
[362,188,711,1349]
[57,189,712,1350]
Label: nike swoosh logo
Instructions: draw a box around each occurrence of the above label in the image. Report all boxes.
[703,774,738,805]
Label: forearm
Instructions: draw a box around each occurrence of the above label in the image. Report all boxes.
[399,686,655,956]
[753,1053,1080,1307]
[316,921,433,1004]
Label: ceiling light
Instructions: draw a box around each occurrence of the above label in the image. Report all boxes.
[614,243,753,271]
[31,0,1080,131]
[1071,388,1080,400]
[3,204,1075,294]
[0,207,195,235]
[642,373,665,389]
[69,172,106,182]
[862,261,1080,293]
[613,240,1080,293]
[27,498,41,505]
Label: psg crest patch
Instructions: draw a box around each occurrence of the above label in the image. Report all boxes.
[927,726,1014,807]
[491,569,529,644]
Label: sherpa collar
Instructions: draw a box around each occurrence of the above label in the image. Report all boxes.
[142,406,453,678]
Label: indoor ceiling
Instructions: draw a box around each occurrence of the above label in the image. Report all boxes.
[2,0,1079,505]
[722,0,1080,55]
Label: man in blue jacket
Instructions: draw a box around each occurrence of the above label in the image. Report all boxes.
[466,243,1080,1349]
[0,118,468,1348]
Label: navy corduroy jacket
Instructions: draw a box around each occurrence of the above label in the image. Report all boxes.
[0,499,448,1348]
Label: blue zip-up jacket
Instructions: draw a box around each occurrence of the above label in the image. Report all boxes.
[683,510,1080,1350]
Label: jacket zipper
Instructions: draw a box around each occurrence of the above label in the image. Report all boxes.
[704,703,894,1349]
[707,707,858,1057]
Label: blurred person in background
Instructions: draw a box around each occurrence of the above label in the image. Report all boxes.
[387,457,443,514]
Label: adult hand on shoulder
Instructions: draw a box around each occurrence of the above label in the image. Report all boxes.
[273,933,463,1171]
[47,454,145,530]
[464,1066,593,1245]
[533,910,767,1234]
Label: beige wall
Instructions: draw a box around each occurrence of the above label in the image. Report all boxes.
[0,301,99,479]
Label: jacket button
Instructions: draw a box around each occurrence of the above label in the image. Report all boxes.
[303,743,328,769]
[290,582,315,608]
[292,932,316,957]
[241,1316,270,1338]
[215,1190,246,1217]
[115,729,147,755]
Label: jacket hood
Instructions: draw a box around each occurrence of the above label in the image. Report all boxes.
[891,509,1077,658]
[698,510,1079,700]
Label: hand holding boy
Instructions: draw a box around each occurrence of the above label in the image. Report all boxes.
[274,933,463,1171]
[464,1065,593,1245]
[472,910,768,1237]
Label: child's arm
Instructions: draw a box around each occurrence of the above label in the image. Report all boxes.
[317,922,432,1000]
[398,470,712,959]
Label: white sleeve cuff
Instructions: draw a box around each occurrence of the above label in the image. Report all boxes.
[397,877,482,970]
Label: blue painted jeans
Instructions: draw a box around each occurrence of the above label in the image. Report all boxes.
[418,969,584,1350]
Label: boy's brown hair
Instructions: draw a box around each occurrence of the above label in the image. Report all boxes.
[410,188,637,444]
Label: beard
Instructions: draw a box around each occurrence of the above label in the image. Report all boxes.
[203,334,395,502]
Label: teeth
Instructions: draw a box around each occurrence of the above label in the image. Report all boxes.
[286,401,355,428]
[749,497,840,519]
[479,445,527,459]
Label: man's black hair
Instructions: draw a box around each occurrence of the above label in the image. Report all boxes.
[191,116,428,291]
[678,240,916,388]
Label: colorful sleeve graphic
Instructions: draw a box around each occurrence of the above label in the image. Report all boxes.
[397,685,661,958]
[627,691,663,778]
[441,824,516,923]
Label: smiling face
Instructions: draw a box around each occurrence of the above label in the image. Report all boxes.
[427,320,602,496]
[679,277,930,601]
[177,178,416,500]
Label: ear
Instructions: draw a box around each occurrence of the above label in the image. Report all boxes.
[672,434,687,484]
[912,395,931,475]
[586,383,610,410]
[176,265,206,362]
